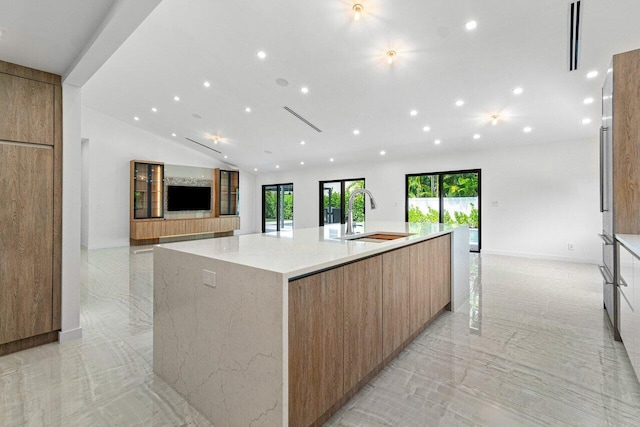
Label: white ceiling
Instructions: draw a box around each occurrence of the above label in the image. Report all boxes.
[7,1,640,172]
[0,0,116,75]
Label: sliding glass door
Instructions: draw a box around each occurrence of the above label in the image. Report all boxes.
[319,178,366,227]
[262,183,293,233]
[406,170,480,252]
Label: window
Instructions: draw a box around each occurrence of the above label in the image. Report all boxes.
[406,170,480,252]
[319,178,366,227]
[262,183,293,232]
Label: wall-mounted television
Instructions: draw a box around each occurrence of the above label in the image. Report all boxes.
[167,185,212,211]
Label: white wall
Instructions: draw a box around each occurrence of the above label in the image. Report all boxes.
[255,138,601,263]
[81,106,257,249]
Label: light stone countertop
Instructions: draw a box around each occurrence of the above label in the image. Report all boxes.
[157,221,464,279]
[616,234,640,259]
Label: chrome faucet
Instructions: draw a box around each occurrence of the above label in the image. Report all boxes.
[346,189,377,235]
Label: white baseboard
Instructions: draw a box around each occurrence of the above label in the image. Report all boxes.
[480,249,599,265]
[58,327,83,343]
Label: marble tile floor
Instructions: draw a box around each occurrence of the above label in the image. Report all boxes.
[0,247,638,426]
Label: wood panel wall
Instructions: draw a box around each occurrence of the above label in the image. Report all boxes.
[0,60,62,353]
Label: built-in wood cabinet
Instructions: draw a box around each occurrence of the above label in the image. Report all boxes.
[0,60,62,356]
[215,169,239,216]
[382,247,411,359]
[288,234,452,425]
[288,268,344,426]
[343,256,383,391]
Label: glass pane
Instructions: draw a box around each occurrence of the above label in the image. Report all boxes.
[134,163,149,219]
[407,175,440,223]
[280,184,293,231]
[322,182,341,224]
[442,173,479,251]
[264,186,278,232]
[345,180,365,227]
[150,165,163,218]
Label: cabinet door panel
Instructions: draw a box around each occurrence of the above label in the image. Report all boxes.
[0,144,53,344]
[288,268,343,425]
[431,235,452,314]
[382,248,411,359]
[343,256,382,391]
[0,74,54,145]
[410,241,432,334]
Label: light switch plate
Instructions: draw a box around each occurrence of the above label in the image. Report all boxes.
[203,270,216,288]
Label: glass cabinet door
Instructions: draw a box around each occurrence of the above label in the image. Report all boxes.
[218,170,239,215]
[134,162,164,219]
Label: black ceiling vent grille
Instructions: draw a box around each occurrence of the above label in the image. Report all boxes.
[185,137,222,154]
[569,1,582,71]
[283,106,322,132]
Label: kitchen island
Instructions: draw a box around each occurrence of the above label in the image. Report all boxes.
[153,222,469,426]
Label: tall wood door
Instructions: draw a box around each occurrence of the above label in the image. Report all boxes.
[382,247,411,359]
[430,234,452,314]
[0,144,54,344]
[343,256,383,391]
[288,268,344,426]
[410,240,433,335]
[0,74,54,146]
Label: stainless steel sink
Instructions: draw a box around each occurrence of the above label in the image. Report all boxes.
[340,231,414,243]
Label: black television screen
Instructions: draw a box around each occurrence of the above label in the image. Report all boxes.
[167,185,211,211]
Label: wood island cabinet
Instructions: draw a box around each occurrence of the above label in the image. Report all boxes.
[288,233,452,426]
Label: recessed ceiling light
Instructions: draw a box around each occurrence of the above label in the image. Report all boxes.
[353,4,363,20]
[410,110,418,116]
[301,87,309,94]
[133,116,139,121]
[582,118,592,125]
[224,155,228,159]
[171,133,176,137]
[353,129,360,135]
[300,161,305,165]
[455,100,465,107]
[523,126,532,133]
[380,150,386,156]
[151,107,157,112]
[275,165,280,168]
[586,70,598,79]
[423,126,431,132]
[300,140,305,145]
[203,81,210,88]
[583,97,594,105]
[173,96,180,101]
[257,51,267,59]
[434,139,441,145]
[254,168,258,171]
[386,50,396,64]
[330,158,334,162]
[473,134,481,140]
[513,87,523,95]
[244,107,251,113]
[465,20,477,31]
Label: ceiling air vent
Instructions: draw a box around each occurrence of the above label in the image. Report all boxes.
[185,137,222,154]
[568,1,582,71]
[283,106,322,133]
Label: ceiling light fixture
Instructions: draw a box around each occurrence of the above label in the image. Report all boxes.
[455,100,465,107]
[434,139,441,145]
[465,20,478,31]
[173,96,180,101]
[171,133,176,137]
[353,4,363,20]
[353,129,360,135]
[300,161,305,165]
[473,134,481,140]
[224,155,228,159]
[254,168,258,171]
[151,107,157,112]
[330,158,334,162]
[582,118,592,125]
[134,116,139,121]
[203,81,210,88]
[491,114,500,125]
[275,165,280,169]
[301,87,309,94]
[583,97,594,105]
[513,87,523,95]
[257,51,267,59]
[380,150,386,155]
[386,50,396,64]
[586,70,598,79]
[410,110,418,116]
[523,126,532,133]
[245,107,251,113]
[423,126,431,132]
[300,140,305,145]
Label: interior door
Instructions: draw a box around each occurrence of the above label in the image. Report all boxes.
[0,143,54,344]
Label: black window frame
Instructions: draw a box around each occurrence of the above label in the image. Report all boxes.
[262,183,294,233]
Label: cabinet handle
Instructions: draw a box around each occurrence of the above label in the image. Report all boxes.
[599,233,614,245]
[598,265,614,285]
